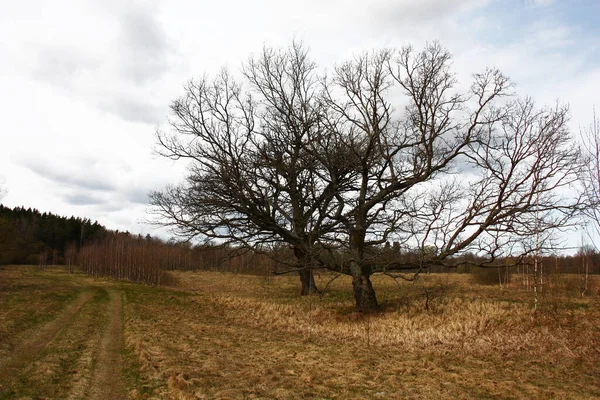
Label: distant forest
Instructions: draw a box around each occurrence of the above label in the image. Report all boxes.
[0,204,598,285]
[0,205,107,265]
[0,204,276,278]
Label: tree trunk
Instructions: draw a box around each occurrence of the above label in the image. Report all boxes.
[298,268,317,295]
[347,229,378,312]
[294,246,318,295]
[352,274,378,313]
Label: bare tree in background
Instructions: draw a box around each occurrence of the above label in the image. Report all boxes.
[151,43,356,294]
[65,241,77,273]
[152,42,583,312]
[580,109,600,240]
[578,109,600,295]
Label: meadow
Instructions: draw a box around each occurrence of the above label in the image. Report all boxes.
[0,265,598,399]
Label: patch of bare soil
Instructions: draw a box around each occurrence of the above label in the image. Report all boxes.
[0,290,93,380]
[87,289,128,400]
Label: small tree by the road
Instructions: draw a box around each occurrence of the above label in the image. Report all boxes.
[153,42,583,312]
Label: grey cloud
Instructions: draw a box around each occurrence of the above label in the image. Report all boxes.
[370,0,488,27]
[21,158,116,192]
[59,184,150,212]
[63,192,105,206]
[117,7,172,85]
[21,156,158,209]
[123,186,151,205]
[98,95,163,124]
[93,201,128,213]
[27,4,171,125]
[33,47,94,89]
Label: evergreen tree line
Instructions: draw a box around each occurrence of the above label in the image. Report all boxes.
[0,205,107,265]
[1,204,597,287]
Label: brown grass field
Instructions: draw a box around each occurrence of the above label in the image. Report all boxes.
[0,265,599,399]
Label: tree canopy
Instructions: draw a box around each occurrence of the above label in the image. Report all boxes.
[152,42,583,312]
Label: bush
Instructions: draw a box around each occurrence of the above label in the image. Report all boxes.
[159,271,179,287]
[471,266,511,286]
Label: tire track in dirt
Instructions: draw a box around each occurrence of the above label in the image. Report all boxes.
[87,289,128,400]
[0,290,93,380]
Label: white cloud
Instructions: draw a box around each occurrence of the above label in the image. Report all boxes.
[0,0,597,242]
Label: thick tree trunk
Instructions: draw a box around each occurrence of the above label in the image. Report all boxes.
[293,246,318,295]
[347,228,378,312]
[352,274,378,313]
[298,268,318,295]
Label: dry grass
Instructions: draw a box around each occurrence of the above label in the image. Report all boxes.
[0,267,125,399]
[0,266,80,362]
[125,271,600,399]
[1,266,599,399]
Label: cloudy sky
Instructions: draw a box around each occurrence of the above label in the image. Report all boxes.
[0,0,599,239]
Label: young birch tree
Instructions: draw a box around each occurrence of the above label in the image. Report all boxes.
[580,109,600,239]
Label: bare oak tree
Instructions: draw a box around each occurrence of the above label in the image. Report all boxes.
[151,43,355,294]
[152,42,582,312]
[320,43,582,312]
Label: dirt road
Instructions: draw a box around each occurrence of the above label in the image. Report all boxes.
[0,291,93,379]
[87,289,127,400]
[0,274,129,399]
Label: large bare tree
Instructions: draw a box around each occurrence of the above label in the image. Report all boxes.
[151,43,355,294]
[319,43,582,311]
[152,42,582,312]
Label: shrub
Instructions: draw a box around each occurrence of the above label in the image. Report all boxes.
[471,266,511,286]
